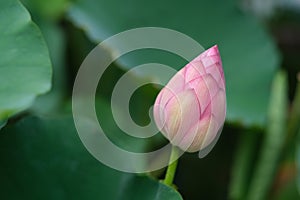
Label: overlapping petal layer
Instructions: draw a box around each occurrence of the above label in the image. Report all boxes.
[154,45,226,152]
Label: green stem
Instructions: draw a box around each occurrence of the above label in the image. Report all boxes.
[163,146,179,186]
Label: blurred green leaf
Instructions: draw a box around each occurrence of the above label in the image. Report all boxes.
[247,71,288,200]
[0,0,52,123]
[275,178,300,200]
[95,97,150,152]
[286,76,300,148]
[29,21,67,115]
[22,0,69,21]
[0,115,182,200]
[67,0,279,126]
[296,128,300,195]
[228,131,260,200]
[21,1,68,115]
[0,120,7,130]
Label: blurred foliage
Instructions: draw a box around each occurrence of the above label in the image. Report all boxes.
[30,21,67,115]
[229,131,261,199]
[21,0,68,115]
[247,71,287,200]
[0,120,7,129]
[0,0,300,199]
[22,0,69,21]
[0,115,182,200]
[0,0,52,123]
[68,0,280,126]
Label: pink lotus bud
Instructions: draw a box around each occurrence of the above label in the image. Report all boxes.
[153,45,226,152]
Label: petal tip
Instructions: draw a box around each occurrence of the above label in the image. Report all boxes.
[205,45,220,56]
[196,45,221,60]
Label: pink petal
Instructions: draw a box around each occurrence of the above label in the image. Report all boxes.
[163,89,200,145]
[183,61,206,83]
[179,114,211,152]
[206,64,222,87]
[210,89,226,129]
[200,116,219,149]
[153,92,165,131]
[157,70,186,109]
[188,74,219,114]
